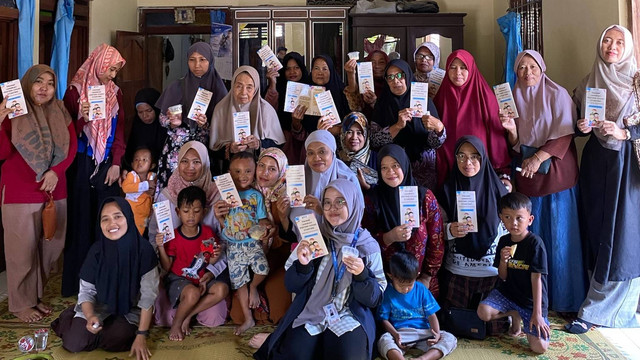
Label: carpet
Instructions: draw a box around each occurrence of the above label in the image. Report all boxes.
[0,273,629,360]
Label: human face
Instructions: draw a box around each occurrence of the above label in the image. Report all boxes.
[370,52,388,78]
[98,62,122,85]
[285,59,303,81]
[344,123,365,152]
[499,207,534,241]
[448,58,469,87]
[136,103,155,124]
[176,200,204,230]
[132,149,153,175]
[306,141,333,173]
[516,55,542,87]
[30,72,55,106]
[179,149,203,182]
[386,65,407,96]
[415,47,435,73]
[233,72,255,105]
[322,187,349,227]
[256,156,280,188]
[311,58,330,86]
[100,202,128,241]
[601,28,625,63]
[389,274,415,295]
[188,51,210,78]
[456,142,481,177]
[229,157,256,191]
[380,156,404,188]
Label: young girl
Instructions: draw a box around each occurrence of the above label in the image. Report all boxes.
[52,197,158,360]
[255,179,386,360]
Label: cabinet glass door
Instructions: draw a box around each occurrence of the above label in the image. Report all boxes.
[313,22,343,75]
[415,34,452,69]
[275,22,306,58]
[363,34,400,58]
[238,22,269,69]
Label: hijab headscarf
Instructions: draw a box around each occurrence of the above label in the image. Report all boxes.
[439,136,508,260]
[277,52,309,129]
[125,88,167,163]
[304,130,358,199]
[162,141,218,208]
[512,50,576,149]
[363,50,390,96]
[373,144,426,233]
[373,59,436,162]
[310,55,350,118]
[70,44,125,164]
[292,179,380,327]
[434,49,510,186]
[13,65,71,181]
[338,112,372,165]
[413,42,441,83]
[256,147,288,222]
[574,25,637,151]
[155,42,227,125]
[210,66,285,151]
[79,197,157,315]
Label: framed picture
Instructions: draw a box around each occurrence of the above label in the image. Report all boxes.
[175,7,196,24]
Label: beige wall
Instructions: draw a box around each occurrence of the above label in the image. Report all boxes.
[88,0,139,51]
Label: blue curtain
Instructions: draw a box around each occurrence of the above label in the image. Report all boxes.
[51,0,75,99]
[16,0,35,79]
[497,12,523,88]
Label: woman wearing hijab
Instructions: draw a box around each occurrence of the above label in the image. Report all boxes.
[149,141,229,329]
[0,65,76,323]
[155,42,227,192]
[363,144,444,296]
[337,112,378,190]
[209,66,285,162]
[413,41,441,83]
[62,43,127,297]
[370,59,445,190]
[567,25,640,333]
[52,197,158,359]
[437,136,509,333]
[254,179,386,360]
[434,50,512,189]
[343,50,389,118]
[124,88,167,166]
[500,50,585,313]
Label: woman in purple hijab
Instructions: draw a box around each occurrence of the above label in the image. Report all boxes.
[154,42,228,194]
[500,50,586,312]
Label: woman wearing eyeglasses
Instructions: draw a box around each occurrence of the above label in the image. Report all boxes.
[362,144,444,296]
[413,42,440,83]
[436,135,510,334]
[370,59,445,190]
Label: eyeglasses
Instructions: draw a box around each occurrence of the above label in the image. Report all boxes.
[415,54,434,61]
[385,72,406,82]
[456,153,482,163]
[322,198,347,211]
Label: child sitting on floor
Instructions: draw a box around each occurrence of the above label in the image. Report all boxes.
[121,146,156,234]
[477,192,550,354]
[156,186,228,341]
[378,251,457,360]
[213,152,272,335]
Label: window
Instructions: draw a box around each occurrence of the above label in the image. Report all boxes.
[509,0,543,55]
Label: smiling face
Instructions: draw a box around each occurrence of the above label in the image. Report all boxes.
[285,59,303,81]
[306,141,333,173]
[344,123,365,152]
[448,58,469,87]
[100,202,128,241]
[229,157,256,191]
[600,28,625,64]
[516,55,542,87]
[256,155,280,188]
[370,52,388,78]
[311,58,330,86]
[233,72,256,105]
[98,62,123,85]
[456,142,481,177]
[380,156,404,188]
[30,71,55,106]
[386,65,407,96]
[188,51,210,78]
[178,149,203,182]
[323,187,348,227]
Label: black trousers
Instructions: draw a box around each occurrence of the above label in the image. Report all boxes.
[271,323,368,360]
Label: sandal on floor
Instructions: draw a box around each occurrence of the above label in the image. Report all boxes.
[564,319,594,334]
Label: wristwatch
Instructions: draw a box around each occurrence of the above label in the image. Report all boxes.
[136,330,150,337]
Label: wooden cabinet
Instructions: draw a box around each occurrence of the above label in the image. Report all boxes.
[350,12,466,70]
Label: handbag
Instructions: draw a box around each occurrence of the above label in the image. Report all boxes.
[623,71,640,170]
[520,145,551,174]
[42,192,56,240]
[440,307,486,340]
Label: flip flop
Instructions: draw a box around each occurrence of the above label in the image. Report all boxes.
[564,319,594,334]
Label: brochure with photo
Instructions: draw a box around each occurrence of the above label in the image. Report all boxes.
[294,214,328,260]
[283,81,323,116]
[585,87,606,127]
[357,62,374,94]
[493,82,520,119]
[399,186,420,228]
[286,165,306,207]
[214,173,242,208]
[257,45,283,72]
[0,79,28,119]
[233,111,251,143]
[187,87,213,121]
[456,191,478,233]
[314,90,341,126]
[410,82,429,117]
[427,68,446,99]
[153,200,175,242]
[87,85,106,121]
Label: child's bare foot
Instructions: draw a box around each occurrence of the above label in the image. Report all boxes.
[234,318,255,336]
[249,286,260,309]
[14,308,43,323]
[509,312,522,336]
[169,323,185,341]
[35,302,52,315]
[248,332,269,348]
[181,316,193,336]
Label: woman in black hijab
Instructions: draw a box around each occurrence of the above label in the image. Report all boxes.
[124,88,167,167]
[52,197,158,359]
